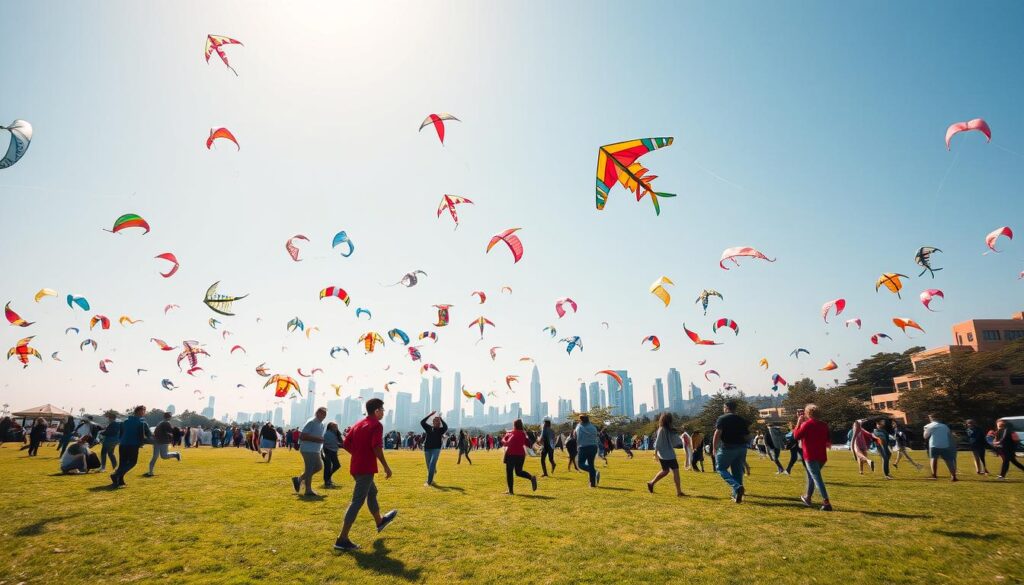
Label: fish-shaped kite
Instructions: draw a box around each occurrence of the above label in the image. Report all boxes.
[595,137,675,215]
[203,281,248,316]
[205,34,244,76]
[7,336,41,368]
[420,113,460,144]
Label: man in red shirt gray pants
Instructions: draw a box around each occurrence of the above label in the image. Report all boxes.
[334,398,397,551]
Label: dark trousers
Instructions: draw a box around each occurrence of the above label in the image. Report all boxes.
[771,447,783,471]
[458,447,472,464]
[113,445,140,481]
[100,442,118,468]
[322,448,341,485]
[972,447,987,469]
[28,437,42,456]
[1000,449,1024,476]
[578,445,598,486]
[787,447,804,473]
[879,447,892,476]
[567,449,578,470]
[691,451,704,471]
[504,455,531,493]
[540,445,555,475]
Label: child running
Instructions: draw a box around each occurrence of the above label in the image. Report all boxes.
[647,413,684,496]
[334,399,396,552]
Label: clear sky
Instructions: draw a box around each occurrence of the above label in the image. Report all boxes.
[1,1,1022,419]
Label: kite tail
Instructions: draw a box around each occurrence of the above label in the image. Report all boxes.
[228,65,238,76]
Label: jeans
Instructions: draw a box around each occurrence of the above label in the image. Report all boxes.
[578,445,598,486]
[770,447,783,471]
[786,447,803,473]
[540,445,555,475]
[424,448,441,484]
[1000,449,1024,476]
[879,447,891,476]
[113,445,140,481]
[504,455,531,493]
[100,441,118,468]
[804,460,829,501]
[322,449,341,485]
[715,445,747,495]
[57,434,73,456]
[148,443,179,473]
[344,474,379,525]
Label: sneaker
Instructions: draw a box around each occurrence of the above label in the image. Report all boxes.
[333,537,359,552]
[800,495,812,507]
[531,476,538,492]
[291,476,301,493]
[175,453,181,462]
[783,470,791,476]
[884,475,895,480]
[820,502,833,511]
[99,466,106,472]
[892,462,899,469]
[734,486,745,504]
[596,470,601,486]
[996,476,1006,480]
[647,482,654,494]
[376,510,398,533]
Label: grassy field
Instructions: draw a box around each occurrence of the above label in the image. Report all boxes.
[0,443,1022,585]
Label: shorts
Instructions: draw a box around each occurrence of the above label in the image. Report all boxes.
[929,447,957,464]
[260,438,276,450]
[658,457,679,471]
[301,450,323,474]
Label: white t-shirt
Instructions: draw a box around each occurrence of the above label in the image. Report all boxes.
[299,418,326,453]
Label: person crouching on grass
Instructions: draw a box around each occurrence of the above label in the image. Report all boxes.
[647,413,684,496]
[334,398,397,552]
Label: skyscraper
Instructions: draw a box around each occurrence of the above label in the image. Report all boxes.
[667,368,684,413]
[653,378,665,412]
[395,392,413,430]
[558,398,573,420]
[688,382,702,401]
[578,382,588,413]
[472,392,484,422]
[201,396,215,419]
[418,378,430,418]
[273,407,284,427]
[600,387,607,408]
[529,365,541,423]
[431,376,442,413]
[451,371,462,427]
[303,380,318,422]
[607,371,625,415]
[588,382,600,412]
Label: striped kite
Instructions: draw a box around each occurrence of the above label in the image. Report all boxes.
[642,335,661,351]
[486,228,524,263]
[265,374,301,398]
[203,281,247,316]
[205,34,244,75]
[468,316,495,338]
[420,113,460,144]
[5,302,32,327]
[433,305,452,327]
[595,137,675,215]
[712,318,739,336]
[358,332,385,353]
[437,195,473,228]
[418,331,437,343]
[107,213,150,235]
[7,336,41,367]
[320,286,351,305]
[89,315,111,330]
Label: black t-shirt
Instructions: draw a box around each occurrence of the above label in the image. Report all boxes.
[420,417,448,449]
[715,413,750,446]
[260,425,277,441]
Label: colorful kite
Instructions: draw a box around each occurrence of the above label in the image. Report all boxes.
[875,273,909,298]
[433,304,452,327]
[319,286,351,305]
[420,363,439,375]
[388,328,410,345]
[771,374,787,391]
[642,335,661,351]
[203,281,247,316]
[704,369,719,381]
[870,333,892,345]
[468,316,495,338]
[89,315,111,331]
[945,118,991,150]
[230,344,246,354]
[7,336,41,368]
[265,374,301,398]
[80,339,98,351]
[208,318,221,330]
[355,308,372,320]
[486,228,524,263]
[819,359,838,371]
[118,315,141,326]
[418,331,437,343]
[684,324,720,346]
[419,113,460,144]
[205,34,244,75]
[519,357,534,363]
[0,119,32,169]
[306,326,320,338]
[461,386,485,404]
[650,276,674,307]
[759,358,769,369]
[255,363,271,377]
[915,246,942,278]
[176,340,209,372]
[470,291,486,304]
[892,317,925,336]
[107,213,150,235]
[67,295,90,311]
[5,302,32,327]
[285,235,309,261]
[332,231,355,257]
[712,318,739,336]
[437,195,474,228]
[695,289,723,316]
[98,359,113,373]
[286,317,304,333]
[330,346,349,359]
[821,299,846,323]
[554,297,578,318]
[408,346,422,361]
[358,332,385,353]
[595,370,623,386]
[505,375,519,390]
[789,348,810,358]
[719,247,775,270]
[331,384,342,397]
[155,253,179,278]
[920,289,944,311]
[986,226,1013,253]
[844,318,862,329]
[560,336,583,355]
[34,288,56,303]
[595,137,675,215]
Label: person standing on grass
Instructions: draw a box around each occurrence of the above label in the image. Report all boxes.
[712,401,750,503]
[965,419,990,475]
[144,412,181,477]
[993,418,1024,480]
[690,431,705,472]
[565,431,579,471]
[292,407,327,497]
[27,417,47,457]
[573,414,600,487]
[111,405,149,488]
[56,416,76,456]
[647,413,684,496]
[322,422,343,488]
[923,414,958,481]
[420,411,448,486]
[334,398,396,552]
[501,419,538,495]
[260,421,278,463]
[457,430,473,465]
[681,429,693,471]
[850,419,878,475]
[767,425,786,474]
[793,404,832,511]
[539,417,557,477]
[891,423,923,471]
[872,421,894,479]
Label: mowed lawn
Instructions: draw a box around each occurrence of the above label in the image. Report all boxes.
[1,444,1022,585]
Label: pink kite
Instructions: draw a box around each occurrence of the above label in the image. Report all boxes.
[821,298,846,323]
[486,228,524,263]
[164,304,180,315]
[554,297,578,318]
[683,324,721,346]
[986,226,1013,253]
[704,369,719,381]
[155,252,179,278]
[945,118,991,150]
[419,113,460,144]
[286,234,309,261]
[844,318,861,329]
[437,195,474,228]
[205,34,244,76]
[719,246,776,270]
[471,291,487,304]
[920,289,944,311]
[870,333,892,345]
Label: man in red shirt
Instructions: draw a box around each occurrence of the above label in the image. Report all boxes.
[334,398,396,551]
[792,403,833,511]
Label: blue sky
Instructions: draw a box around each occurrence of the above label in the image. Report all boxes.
[1,1,1022,418]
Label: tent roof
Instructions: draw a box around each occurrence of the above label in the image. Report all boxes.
[11,403,73,419]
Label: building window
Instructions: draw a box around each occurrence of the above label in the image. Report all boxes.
[982,330,1001,341]
[1010,375,1024,387]
[956,334,963,345]
[1006,330,1024,341]
[909,380,923,389]
[967,333,974,342]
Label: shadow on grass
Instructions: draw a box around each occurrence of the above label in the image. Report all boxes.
[520,494,556,500]
[598,486,633,492]
[432,484,465,493]
[849,510,931,519]
[349,539,422,581]
[298,493,327,502]
[932,529,1001,541]
[15,515,69,537]
[826,482,882,488]
[747,500,807,509]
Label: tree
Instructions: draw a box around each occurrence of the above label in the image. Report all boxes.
[782,378,818,414]
[845,347,922,397]
[898,340,1024,426]
[815,386,871,433]
[691,393,760,435]
[567,406,629,429]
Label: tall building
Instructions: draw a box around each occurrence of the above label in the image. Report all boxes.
[624,375,635,417]
[557,398,573,420]
[289,395,305,427]
[451,371,462,426]
[653,378,665,412]
[418,378,431,418]
[395,392,413,430]
[667,368,684,413]
[303,380,318,422]
[431,377,442,413]
[607,371,625,415]
[273,407,284,427]
[201,396,215,419]
[688,382,702,402]
[509,402,522,420]
[472,393,484,422]
[578,382,588,412]
[588,382,600,412]
[529,365,541,423]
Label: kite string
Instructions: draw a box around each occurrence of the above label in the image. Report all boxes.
[992,142,1024,158]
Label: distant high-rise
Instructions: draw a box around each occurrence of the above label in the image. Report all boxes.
[667,368,684,412]
[472,392,484,421]
[529,365,541,423]
[588,382,600,412]
[431,377,442,413]
[558,398,573,420]
[623,375,634,417]
[509,402,522,420]
[688,382,702,401]
[418,378,430,418]
[600,387,607,408]
[303,380,318,422]
[395,392,413,430]
[607,371,625,415]
[578,383,588,413]
[451,372,462,427]
[201,395,215,419]
[653,378,665,412]
[273,407,284,427]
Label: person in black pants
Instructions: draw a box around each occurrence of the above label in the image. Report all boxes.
[500,419,537,495]
[539,418,556,476]
[322,422,343,488]
[28,417,47,456]
[965,419,990,475]
[565,433,578,471]
[994,419,1024,479]
[111,405,149,488]
[457,430,472,465]
[785,431,804,475]
[420,411,448,486]
[690,432,705,472]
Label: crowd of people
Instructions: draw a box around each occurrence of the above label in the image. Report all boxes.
[3,401,1022,550]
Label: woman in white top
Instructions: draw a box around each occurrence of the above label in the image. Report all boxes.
[681,430,693,470]
[646,413,684,496]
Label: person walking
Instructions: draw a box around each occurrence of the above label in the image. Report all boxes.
[712,400,750,503]
[110,405,149,488]
[259,421,278,462]
[420,411,448,486]
[767,424,787,474]
[322,422,343,488]
[500,419,538,495]
[573,414,600,487]
[690,431,705,472]
[850,419,878,475]
[993,418,1024,479]
[792,404,832,511]
[891,423,923,471]
[681,429,693,471]
[457,429,473,465]
[144,412,181,477]
[872,421,894,479]
[965,419,990,475]
[56,415,76,456]
[647,413,684,496]
[28,417,47,457]
[923,414,958,481]
[565,431,579,471]
[539,418,557,477]
[784,426,803,475]
[292,406,327,497]
[334,398,396,552]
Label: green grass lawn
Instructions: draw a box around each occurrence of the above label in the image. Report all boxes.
[1,444,1022,584]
